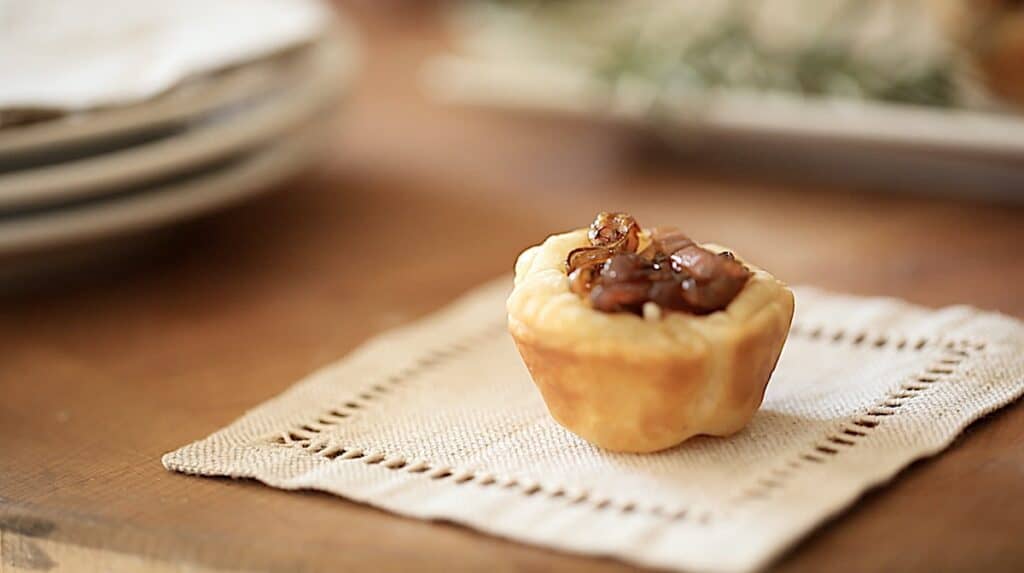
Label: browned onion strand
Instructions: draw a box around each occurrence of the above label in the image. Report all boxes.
[588,212,640,253]
[565,212,751,316]
[648,226,694,255]
[566,246,614,272]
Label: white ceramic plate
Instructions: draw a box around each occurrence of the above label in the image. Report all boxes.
[426,56,1024,160]
[0,50,296,158]
[0,21,356,211]
[425,56,1024,201]
[0,126,320,256]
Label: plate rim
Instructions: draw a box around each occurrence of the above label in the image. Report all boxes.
[0,126,320,255]
[0,18,356,211]
[425,55,1024,161]
[0,49,299,157]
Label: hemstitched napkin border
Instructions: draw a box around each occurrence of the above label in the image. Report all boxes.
[163,279,1024,573]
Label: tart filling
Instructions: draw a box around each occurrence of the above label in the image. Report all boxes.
[567,212,751,315]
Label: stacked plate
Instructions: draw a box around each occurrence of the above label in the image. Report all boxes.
[0,0,357,282]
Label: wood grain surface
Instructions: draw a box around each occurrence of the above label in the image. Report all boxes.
[2,3,1023,572]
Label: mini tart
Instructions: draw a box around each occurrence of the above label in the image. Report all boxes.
[507,228,794,453]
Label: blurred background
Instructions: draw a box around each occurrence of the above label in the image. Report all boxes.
[3,3,1024,572]
[2,0,1023,314]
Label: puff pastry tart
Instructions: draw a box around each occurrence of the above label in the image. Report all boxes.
[507,212,794,453]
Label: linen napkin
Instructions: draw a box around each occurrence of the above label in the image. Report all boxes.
[163,279,1024,573]
[0,0,329,111]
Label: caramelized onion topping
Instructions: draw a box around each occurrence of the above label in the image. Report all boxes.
[566,246,614,272]
[565,212,751,316]
[588,212,640,253]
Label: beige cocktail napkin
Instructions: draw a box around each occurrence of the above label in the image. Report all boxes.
[164,279,1024,573]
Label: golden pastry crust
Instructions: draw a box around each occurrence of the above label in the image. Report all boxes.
[507,229,794,453]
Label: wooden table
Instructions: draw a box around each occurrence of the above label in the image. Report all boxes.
[3,3,1023,572]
